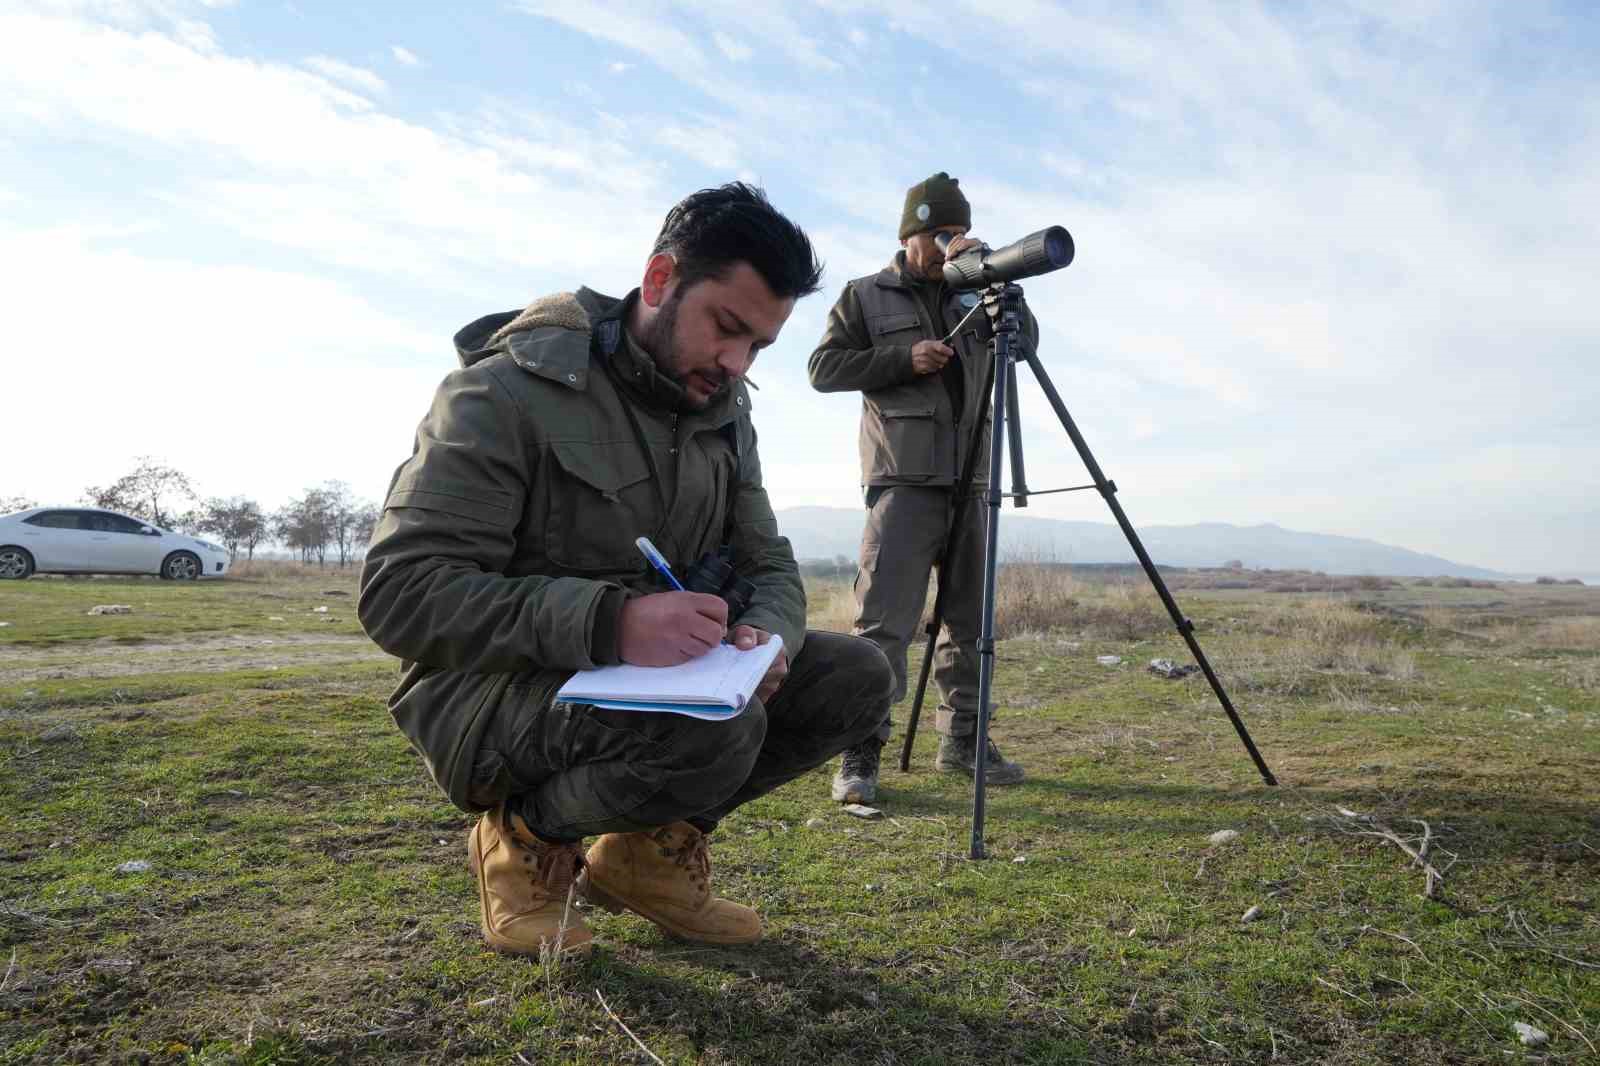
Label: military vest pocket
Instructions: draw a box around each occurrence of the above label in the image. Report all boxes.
[866,404,937,479]
[543,442,654,575]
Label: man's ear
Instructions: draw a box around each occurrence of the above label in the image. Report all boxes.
[640,252,678,308]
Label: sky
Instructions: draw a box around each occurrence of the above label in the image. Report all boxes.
[1,0,1597,575]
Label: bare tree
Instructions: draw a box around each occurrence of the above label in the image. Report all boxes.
[83,457,197,527]
[319,481,379,568]
[275,488,333,566]
[196,497,267,563]
[353,502,379,555]
[0,495,36,515]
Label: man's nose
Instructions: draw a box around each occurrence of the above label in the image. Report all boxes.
[717,344,754,378]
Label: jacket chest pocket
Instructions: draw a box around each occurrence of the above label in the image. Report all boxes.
[869,311,923,341]
[542,442,654,575]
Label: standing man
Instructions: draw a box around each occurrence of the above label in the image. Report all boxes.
[360,184,893,958]
[809,172,1033,805]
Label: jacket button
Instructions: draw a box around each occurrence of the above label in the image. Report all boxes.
[567,373,577,382]
[735,396,744,406]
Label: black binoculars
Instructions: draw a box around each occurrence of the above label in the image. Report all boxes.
[683,546,755,619]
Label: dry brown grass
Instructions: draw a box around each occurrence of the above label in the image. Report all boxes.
[227,558,362,582]
[1528,615,1600,650]
[804,564,1171,641]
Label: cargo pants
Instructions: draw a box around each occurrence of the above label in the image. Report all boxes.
[853,484,988,743]
[467,630,893,841]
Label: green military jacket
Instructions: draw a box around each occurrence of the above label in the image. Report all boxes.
[358,288,806,811]
[808,252,1038,490]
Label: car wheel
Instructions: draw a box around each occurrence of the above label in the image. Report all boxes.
[161,551,202,581]
[0,546,34,580]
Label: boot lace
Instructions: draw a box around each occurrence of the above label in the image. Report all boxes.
[530,839,584,894]
[840,737,883,780]
[652,826,712,887]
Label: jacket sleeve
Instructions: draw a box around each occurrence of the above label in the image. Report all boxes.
[357,364,624,674]
[725,419,806,661]
[807,284,918,394]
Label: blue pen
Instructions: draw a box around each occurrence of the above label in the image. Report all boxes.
[635,536,686,591]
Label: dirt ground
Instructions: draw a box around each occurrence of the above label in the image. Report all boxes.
[0,632,392,683]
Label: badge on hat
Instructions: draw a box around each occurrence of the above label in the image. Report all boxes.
[916,203,931,222]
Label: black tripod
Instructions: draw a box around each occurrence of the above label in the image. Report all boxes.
[899,282,1277,859]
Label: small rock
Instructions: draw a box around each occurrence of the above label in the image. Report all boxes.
[864,883,879,892]
[268,615,285,621]
[842,804,883,820]
[1241,904,1263,923]
[39,724,80,744]
[115,860,151,874]
[311,605,330,613]
[0,621,11,627]
[87,604,133,616]
[1513,1022,1548,1047]
[1148,658,1200,679]
[1208,829,1241,846]
[804,817,824,829]
[1096,655,1122,666]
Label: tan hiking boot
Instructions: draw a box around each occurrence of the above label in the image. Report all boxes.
[579,822,761,945]
[467,807,592,957]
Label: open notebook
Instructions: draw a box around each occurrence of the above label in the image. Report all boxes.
[555,635,784,720]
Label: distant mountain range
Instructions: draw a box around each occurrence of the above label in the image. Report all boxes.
[775,506,1507,579]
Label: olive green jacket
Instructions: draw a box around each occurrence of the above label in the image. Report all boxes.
[808,253,1038,489]
[358,288,805,810]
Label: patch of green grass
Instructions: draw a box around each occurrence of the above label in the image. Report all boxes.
[0,566,365,647]
[1,577,1596,1063]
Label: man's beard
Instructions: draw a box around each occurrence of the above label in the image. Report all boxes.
[641,289,724,406]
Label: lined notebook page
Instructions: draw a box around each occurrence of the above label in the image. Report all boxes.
[556,635,784,712]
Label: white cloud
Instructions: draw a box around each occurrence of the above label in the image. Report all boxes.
[608,61,632,74]
[303,55,388,96]
[0,11,675,290]
[0,221,440,508]
[712,31,751,62]
[653,118,742,170]
[390,44,422,67]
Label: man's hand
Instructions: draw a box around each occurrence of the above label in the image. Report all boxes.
[729,624,789,702]
[910,338,954,375]
[942,234,983,258]
[618,592,728,666]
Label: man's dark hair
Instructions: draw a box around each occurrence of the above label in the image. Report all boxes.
[651,182,824,300]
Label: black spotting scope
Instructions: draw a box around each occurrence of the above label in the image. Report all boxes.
[935,226,1074,289]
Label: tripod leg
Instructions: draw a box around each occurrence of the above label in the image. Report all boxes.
[900,353,999,772]
[969,330,1013,860]
[1016,349,1277,786]
[900,630,938,772]
[1005,359,1028,508]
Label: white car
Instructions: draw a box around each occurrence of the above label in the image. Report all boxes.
[0,507,231,580]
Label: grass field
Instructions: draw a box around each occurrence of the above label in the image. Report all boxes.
[1,563,1596,1064]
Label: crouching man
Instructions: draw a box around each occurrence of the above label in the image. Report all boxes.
[359,183,893,956]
